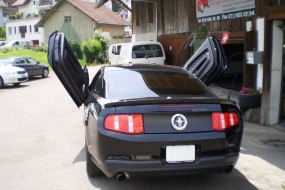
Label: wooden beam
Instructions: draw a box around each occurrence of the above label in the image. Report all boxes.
[268,11,285,20]
[118,0,132,12]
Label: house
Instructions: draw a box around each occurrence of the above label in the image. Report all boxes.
[5,0,58,44]
[0,0,18,27]
[35,0,130,45]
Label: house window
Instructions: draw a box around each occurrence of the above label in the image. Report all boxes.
[8,27,12,35]
[19,26,27,38]
[34,26,38,32]
[29,25,32,32]
[148,3,153,24]
[64,16,71,22]
[14,27,16,34]
[136,5,139,26]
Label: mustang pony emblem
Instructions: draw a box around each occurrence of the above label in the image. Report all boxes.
[171,114,187,131]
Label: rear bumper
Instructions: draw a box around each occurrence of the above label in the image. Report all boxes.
[93,153,239,178]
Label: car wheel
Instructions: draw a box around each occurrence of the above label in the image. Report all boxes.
[0,76,4,88]
[85,142,103,177]
[13,83,21,86]
[42,68,49,78]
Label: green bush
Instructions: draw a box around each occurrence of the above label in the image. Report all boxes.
[82,38,102,65]
[93,30,110,64]
[69,41,83,59]
[1,47,12,53]
[31,43,48,52]
[15,12,21,19]
[93,29,109,52]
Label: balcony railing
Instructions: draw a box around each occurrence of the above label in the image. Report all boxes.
[35,0,57,10]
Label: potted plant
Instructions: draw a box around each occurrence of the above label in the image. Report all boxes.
[239,87,261,109]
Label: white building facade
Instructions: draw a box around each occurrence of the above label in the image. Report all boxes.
[5,0,58,45]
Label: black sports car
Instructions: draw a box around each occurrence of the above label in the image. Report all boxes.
[47,27,243,181]
[0,57,49,78]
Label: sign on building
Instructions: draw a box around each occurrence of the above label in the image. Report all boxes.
[196,0,256,23]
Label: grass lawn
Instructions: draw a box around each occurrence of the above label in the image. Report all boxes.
[0,48,88,71]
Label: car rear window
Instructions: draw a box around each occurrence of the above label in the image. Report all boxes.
[132,45,163,58]
[108,69,214,101]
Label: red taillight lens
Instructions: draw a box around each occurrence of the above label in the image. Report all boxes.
[212,112,239,131]
[104,114,144,134]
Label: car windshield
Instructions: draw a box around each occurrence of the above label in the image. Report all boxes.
[108,68,214,101]
[175,24,210,66]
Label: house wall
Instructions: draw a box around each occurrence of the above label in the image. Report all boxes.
[18,1,39,17]
[42,1,96,44]
[132,2,156,41]
[95,24,126,44]
[6,17,42,43]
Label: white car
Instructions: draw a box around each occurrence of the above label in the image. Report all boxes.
[0,63,28,88]
[109,41,166,65]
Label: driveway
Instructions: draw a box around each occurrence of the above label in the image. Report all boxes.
[0,65,284,190]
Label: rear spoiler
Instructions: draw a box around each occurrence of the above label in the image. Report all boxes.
[104,98,236,108]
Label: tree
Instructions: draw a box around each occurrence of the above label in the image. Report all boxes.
[112,2,123,12]
[93,30,110,52]
[0,26,6,39]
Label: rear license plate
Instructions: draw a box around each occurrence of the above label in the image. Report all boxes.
[22,75,25,77]
[166,145,195,163]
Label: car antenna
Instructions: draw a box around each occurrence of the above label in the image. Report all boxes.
[227,74,237,100]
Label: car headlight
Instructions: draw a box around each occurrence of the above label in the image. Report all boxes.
[5,71,17,75]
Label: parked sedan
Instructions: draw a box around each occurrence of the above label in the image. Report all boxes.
[0,57,49,78]
[0,63,28,88]
[47,31,243,181]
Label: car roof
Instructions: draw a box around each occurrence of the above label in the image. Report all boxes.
[121,41,162,46]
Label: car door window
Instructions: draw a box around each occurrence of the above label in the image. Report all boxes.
[18,58,28,64]
[27,58,38,64]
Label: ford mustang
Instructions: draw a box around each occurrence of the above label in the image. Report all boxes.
[47,26,243,181]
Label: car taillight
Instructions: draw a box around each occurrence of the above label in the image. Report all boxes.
[212,112,239,131]
[164,60,167,64]
[104,114,144,134]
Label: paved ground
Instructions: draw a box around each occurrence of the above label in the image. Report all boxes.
[0,65,284,190]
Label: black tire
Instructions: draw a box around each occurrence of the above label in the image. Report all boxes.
[42,68,49,78]
[0,76,4,89]
[85,142,103,177]
[13,83,21,86]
